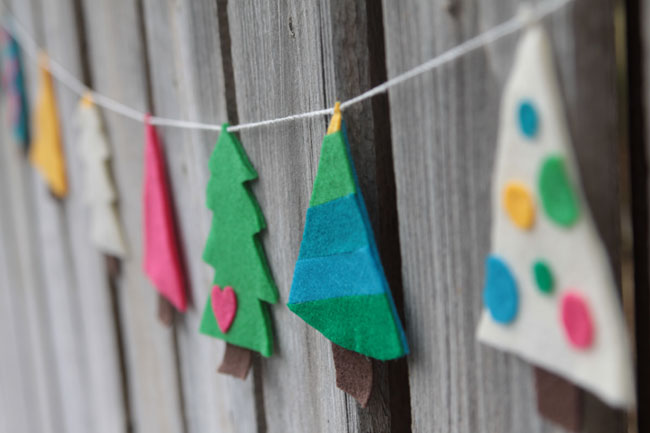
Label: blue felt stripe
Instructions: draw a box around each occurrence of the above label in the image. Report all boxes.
[297,193,369,259]
[289,246,385,304]
[290,121,409,352]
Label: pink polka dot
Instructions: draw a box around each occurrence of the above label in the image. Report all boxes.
[560,291,594,349]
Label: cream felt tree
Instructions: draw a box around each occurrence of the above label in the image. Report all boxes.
[476,24,635,411]
[75,95,126,257]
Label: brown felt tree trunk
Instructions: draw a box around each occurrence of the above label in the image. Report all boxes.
[331,343,374,408]
[157,293,174,327]
[218,343,252,379]
[534,367,582,431]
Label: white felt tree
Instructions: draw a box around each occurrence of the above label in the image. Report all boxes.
[75,96,127,257]
[476,25,634,409]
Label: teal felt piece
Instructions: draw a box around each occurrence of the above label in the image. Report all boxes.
[483,255,519,324]
[1,30,30,149]
[298,193,368,260]
[288,113,409,360]
[518,99,539,139]
[290,246,385,304]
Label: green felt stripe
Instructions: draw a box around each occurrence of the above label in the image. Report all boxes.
[287,294,408,360]
[309,130,356,207]
[199,296,274,357]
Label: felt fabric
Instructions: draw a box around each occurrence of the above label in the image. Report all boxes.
[332,342,373,408]
[211,285,237,333]
[29,59,67,198]
[1,30,29,149]
[290,246,385,304]
[158,294,174,327]
[199,125,278,358]
[105,255,121,279]
[309,129,356,206]
[298,194,368,260]
[218,343,252,379]
[532,260,554,294]
[483,255,519,324]
[476,25,635,408]
[289,294,405,361]
[75,95,127,257]
[502,180,535,230]
[518,100,539,139]
[539,155,579,227]
[326,102,343,134]
[142,116,187,313]
[534,367,582,432]
[560,291,594,349]
[288,107,408,360]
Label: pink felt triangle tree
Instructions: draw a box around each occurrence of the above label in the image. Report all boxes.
[142,114,187,315]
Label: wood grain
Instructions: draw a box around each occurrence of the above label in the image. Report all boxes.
[226,0,398,431]
[0,62,42,433]
[78,1,185,431]
[140,0,258,431]
[2,1,81,432]
[381,0,627,432]
[37,0,130,431]
[0,0,638,432]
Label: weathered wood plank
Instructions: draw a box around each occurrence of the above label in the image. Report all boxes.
[36,0,130,431]
[0,80,60,433]
[226,3,339,429]
[381,0,627,432]
[8,1,96,431]
[140,0,258,432]
[78,0,185,431]
[0,88,33,433]
[1,1,71,432]
[227,0,399,431]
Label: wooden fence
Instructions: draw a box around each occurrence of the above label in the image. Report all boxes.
[0,0,646,432]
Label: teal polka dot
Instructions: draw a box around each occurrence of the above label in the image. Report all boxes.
[518,100,539,139]
[483,255,519,324]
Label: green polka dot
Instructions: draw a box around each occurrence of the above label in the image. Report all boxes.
[538,155,579,227]
[532,261,554,294]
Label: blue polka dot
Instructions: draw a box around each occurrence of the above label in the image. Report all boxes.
[483,255,519,324]
[518,100,539,139]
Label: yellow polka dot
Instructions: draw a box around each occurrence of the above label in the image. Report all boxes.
[502,181,535,230]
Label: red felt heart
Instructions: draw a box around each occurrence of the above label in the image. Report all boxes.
[211,285,237,333]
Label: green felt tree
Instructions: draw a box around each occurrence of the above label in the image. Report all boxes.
[199,126,278,366]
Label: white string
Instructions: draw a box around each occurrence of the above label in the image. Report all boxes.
[1,0,572,133]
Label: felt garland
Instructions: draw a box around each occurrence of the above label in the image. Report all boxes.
[142,116,187,313]
[199,126,278,368]
[29,55,67,198]
[0,0,573,136]
[475,25,635,414]
[75,94,127,257]
[288,103,408,361]
[1,29,29,149]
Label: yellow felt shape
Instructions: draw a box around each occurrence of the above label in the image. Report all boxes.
[502,180,535,230]
[30,59,67,198]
